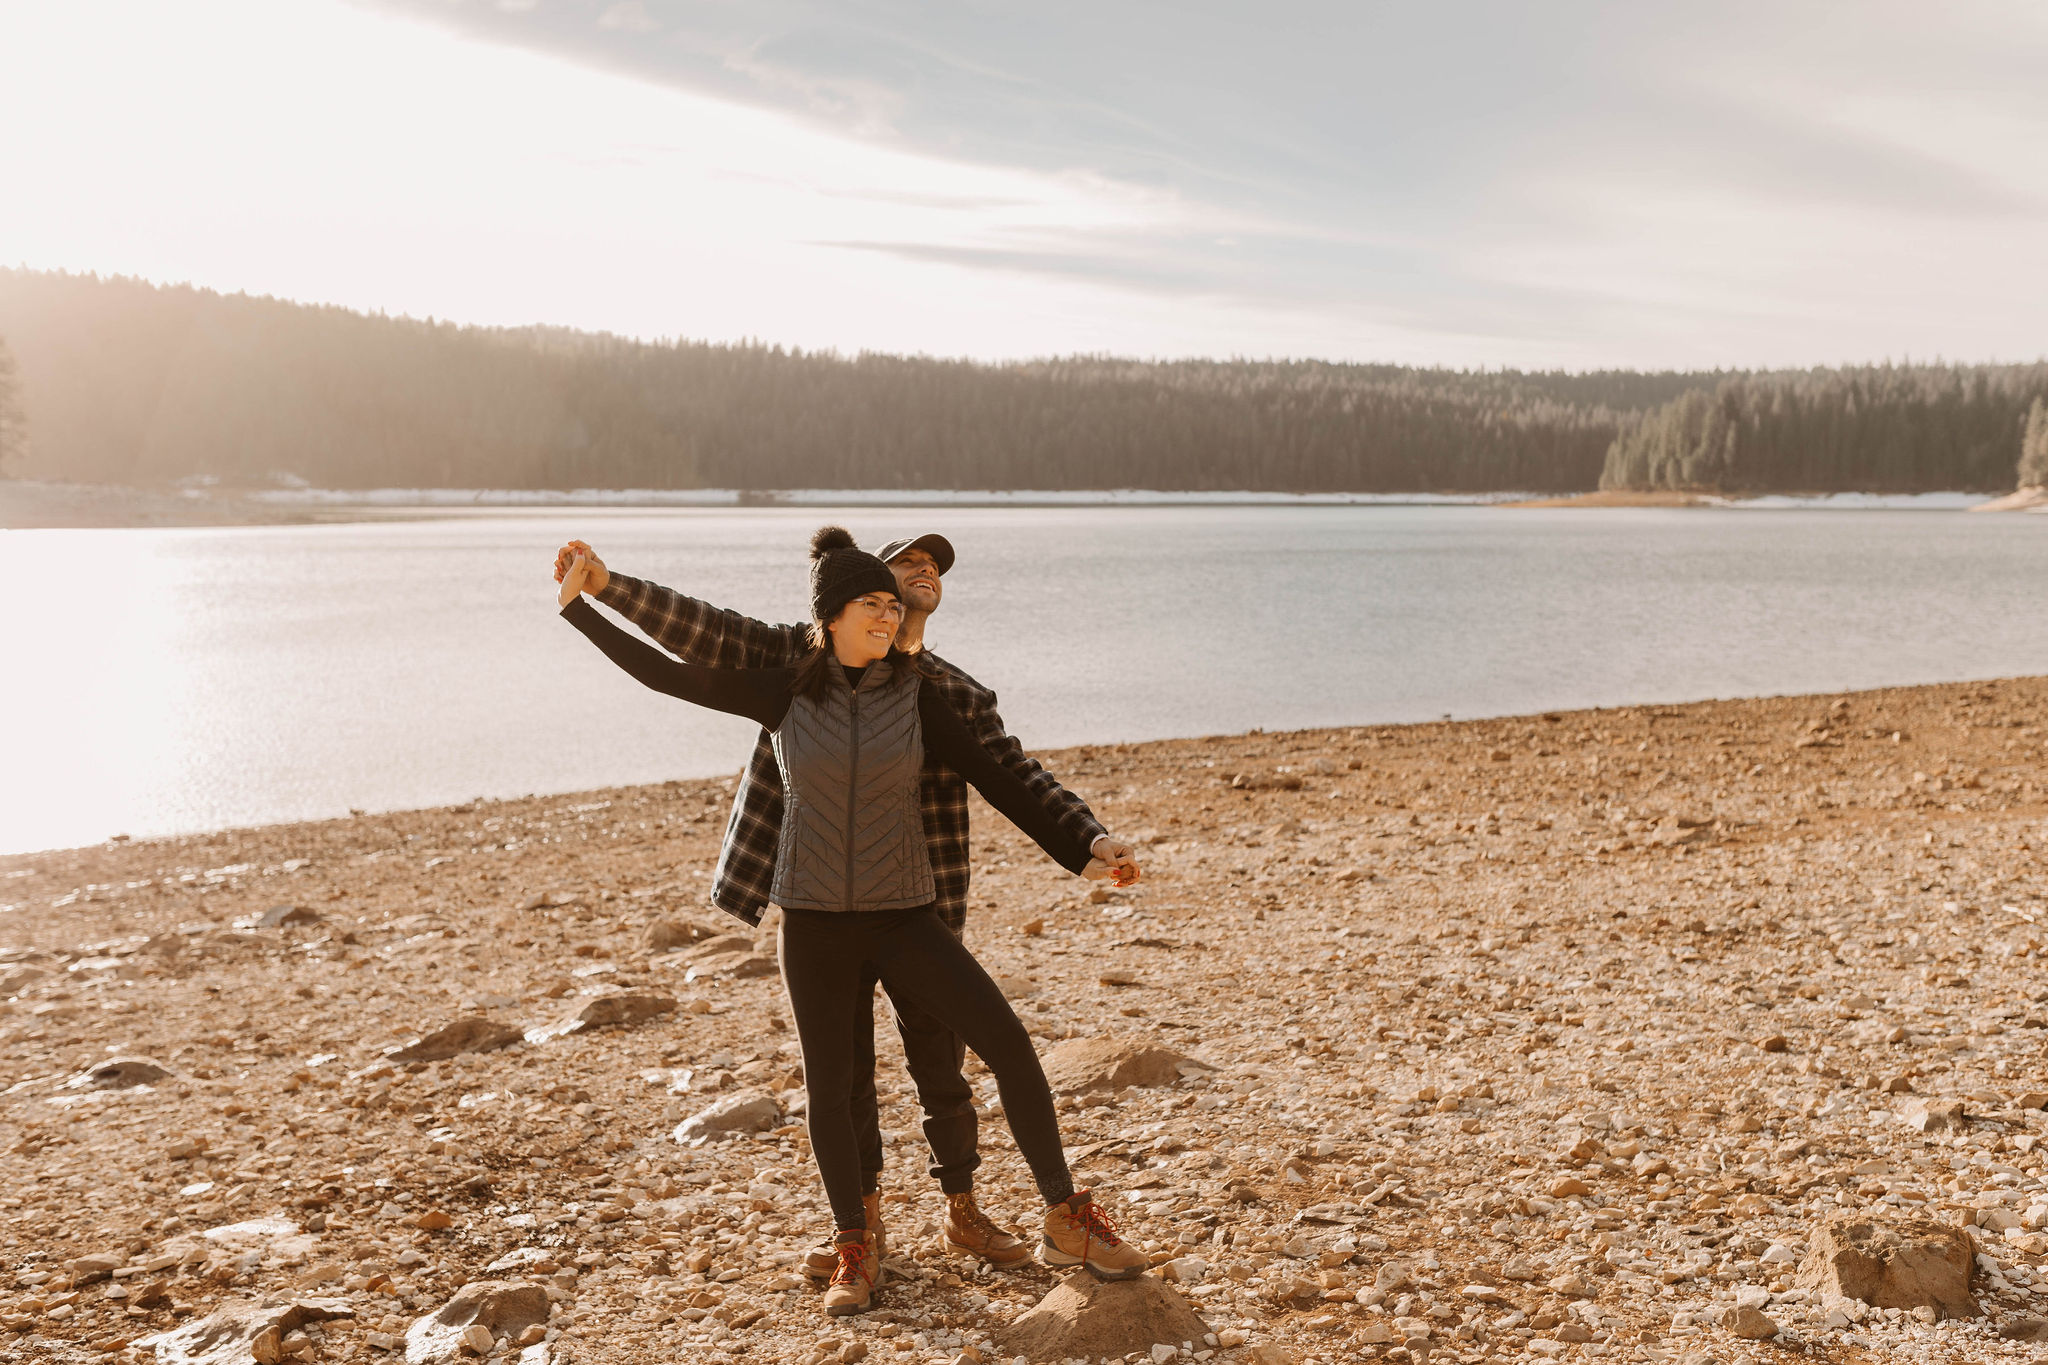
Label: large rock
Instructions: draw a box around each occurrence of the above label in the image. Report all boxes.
[674,1090,781,1146]
[1039,1036,1210,1094]
[136,1296,352,1364]
[404,1280,549,1364]
[387,1017,523,1062]
[1001,1271,1212,1361]
[1795,1214,1980,1319]
[524,992,675,1044]
[70,1055,174,1089]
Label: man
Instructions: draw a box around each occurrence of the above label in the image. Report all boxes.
[552,531,1139,1274]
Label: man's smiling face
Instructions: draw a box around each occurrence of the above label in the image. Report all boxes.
[888,547,943,614]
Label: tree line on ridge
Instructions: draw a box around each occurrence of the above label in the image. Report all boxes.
[0,269,2042,494]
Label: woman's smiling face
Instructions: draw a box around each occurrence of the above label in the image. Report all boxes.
[826,591,905,663]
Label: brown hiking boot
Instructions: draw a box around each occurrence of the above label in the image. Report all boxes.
[804,1192,886,1280]
[821,1230,878,1316]
[1040,1189,1148,1280]
[940,1191,1031,1267]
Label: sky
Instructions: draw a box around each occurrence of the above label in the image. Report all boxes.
[1,0,2045,368]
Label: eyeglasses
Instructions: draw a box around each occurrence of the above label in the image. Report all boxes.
[850,595,905,622]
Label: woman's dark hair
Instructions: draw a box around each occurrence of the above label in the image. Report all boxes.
[790,619,932,700]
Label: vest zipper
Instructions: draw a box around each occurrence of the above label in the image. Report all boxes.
[843,674,862,911]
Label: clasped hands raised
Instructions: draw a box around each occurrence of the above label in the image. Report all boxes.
[549,539,1138,886]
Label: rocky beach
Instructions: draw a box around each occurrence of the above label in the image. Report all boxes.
[5,677,2048,1365]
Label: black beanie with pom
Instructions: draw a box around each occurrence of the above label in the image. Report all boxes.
[809,526,900,622]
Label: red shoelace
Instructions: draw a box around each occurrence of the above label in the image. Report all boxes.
[1072,1193,1125,1247]
[831,1239,873,1289]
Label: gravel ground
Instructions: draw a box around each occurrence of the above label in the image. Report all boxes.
[5,675,2048,1365]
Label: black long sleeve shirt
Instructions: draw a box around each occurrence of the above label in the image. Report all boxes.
[561,597,1092,877]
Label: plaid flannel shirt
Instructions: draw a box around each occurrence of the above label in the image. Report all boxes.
[596,572,1108,931]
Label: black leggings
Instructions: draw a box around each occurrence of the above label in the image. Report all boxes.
[779,904,1075,1230]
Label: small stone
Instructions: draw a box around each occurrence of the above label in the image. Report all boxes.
[404,1281,548,1365]
[1374,1262,1412,1293]
[1721,1305,1778,1339]
[1999,1317,2048,1341]
[135,1297,354,1363]
[388,1018,523,1062]
[1756,1035,1788,1053]
[1899,1097,1966,1132]
[254,905,322,928]
[1549,1273,1594,1298]
[1548,1177,1591,1197]
[70,1056,174,1090]
[644,918,722,952]
[674,1090,781,1146]
[524,992,676,1044]
[68,1252,124,1284]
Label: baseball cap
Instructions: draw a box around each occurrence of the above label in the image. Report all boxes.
[873,533,956,576]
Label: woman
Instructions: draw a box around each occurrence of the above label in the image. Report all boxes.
[556,527,1147,1316]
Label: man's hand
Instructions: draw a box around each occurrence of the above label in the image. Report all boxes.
[558,550,593,609]
[1090,836,1141,887]
[553,540,610,595]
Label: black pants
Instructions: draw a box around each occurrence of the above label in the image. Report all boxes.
[780,904,1074,1231]
[847,968,980,1195]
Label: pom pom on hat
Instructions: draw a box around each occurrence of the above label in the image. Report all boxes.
[810,525,857,559]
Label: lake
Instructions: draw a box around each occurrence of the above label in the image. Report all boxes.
[5,504,2047,856]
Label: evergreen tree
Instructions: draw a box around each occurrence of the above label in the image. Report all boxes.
[2021,396,2048,489]
[1601,365,2048,494]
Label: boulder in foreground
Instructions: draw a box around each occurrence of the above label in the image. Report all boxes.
[1001,1270,1211,1361]
[1039,1035,1211,1094]
[1795,1213,1979,1319]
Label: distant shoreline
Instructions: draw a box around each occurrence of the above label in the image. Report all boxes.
[0,479,2020,529]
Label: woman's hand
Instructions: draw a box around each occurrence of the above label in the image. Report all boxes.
[558,550,592,609]
[553,541,610,594]
[1081,857,1114,881]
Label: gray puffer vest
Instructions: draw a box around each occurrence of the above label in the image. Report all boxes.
[770,657,935,912]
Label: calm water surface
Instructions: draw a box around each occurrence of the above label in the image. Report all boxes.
[5,505,2047,856]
